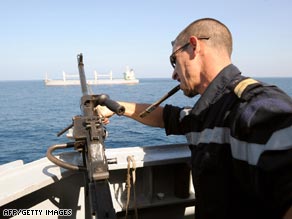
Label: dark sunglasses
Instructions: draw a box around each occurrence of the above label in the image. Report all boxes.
[169,37,210,69]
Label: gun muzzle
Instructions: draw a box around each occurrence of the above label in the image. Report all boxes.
[139,85,180,118]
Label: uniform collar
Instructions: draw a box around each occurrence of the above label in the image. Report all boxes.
[192,64,242,118]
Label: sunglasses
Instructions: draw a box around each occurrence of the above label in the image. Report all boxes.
[169,37,210,69]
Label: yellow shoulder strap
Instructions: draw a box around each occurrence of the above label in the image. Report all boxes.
[234,78,259,98]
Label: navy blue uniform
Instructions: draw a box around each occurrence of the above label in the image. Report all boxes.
[163,64,292,219]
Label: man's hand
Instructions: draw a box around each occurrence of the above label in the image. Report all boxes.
[95,105,115,125]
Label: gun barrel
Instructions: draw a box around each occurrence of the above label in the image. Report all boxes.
[77,53,88,96]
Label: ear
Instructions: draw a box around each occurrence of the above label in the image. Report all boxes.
[189,36,200,52]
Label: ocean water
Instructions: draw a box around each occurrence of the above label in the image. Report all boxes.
[0,78,291,165]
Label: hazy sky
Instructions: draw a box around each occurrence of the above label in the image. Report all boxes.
[0,0,291,80]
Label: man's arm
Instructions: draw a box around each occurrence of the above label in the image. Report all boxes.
[98,101,165,128]
[119,102,164,128]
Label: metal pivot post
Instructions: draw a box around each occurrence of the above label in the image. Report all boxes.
[77,53,118,219]
[47,54,125,219]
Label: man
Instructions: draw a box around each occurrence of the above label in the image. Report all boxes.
[101,18,292,219]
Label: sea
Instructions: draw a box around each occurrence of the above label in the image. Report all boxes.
[0,78,291,165]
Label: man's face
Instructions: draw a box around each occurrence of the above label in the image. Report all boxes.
[170,41,200,97]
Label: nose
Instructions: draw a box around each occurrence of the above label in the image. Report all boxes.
[172,70,178,81]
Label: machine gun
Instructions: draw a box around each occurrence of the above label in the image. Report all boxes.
[47,53,125,219]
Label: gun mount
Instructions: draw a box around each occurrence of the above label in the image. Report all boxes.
[47,53,125,219]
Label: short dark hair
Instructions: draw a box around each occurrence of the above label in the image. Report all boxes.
[175,18,233,57]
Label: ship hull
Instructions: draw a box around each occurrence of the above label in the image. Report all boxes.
[44,79,139,86]
[0,144,195,219]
